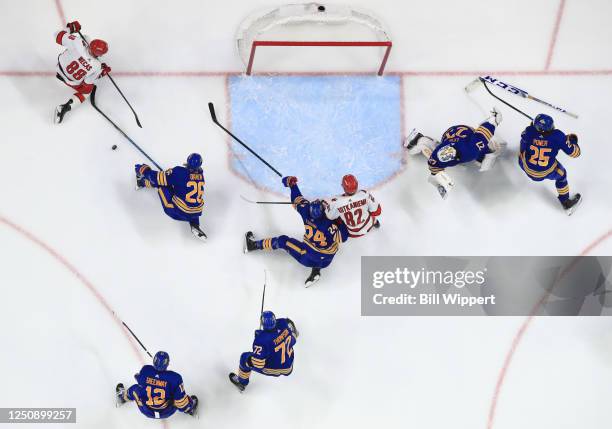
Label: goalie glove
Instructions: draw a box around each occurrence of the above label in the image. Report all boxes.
[490,107,503,126]
[428,172,454,199]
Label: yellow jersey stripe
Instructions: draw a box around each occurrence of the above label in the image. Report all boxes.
[158,189,175,208]
[172,196,204,214]
[570,146,580,157]
[520,152,558,178]
[174,397,189,407]
[303,238,339,255]
[262,366,293,375]
[475,126,493,141]
[286,241,306,254]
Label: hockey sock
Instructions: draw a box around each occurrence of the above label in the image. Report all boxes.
[256,238,280,250]
[556,179,570,203]
[237,367,251,385]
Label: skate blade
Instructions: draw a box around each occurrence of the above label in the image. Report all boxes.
[565,197,583,216]
[53,107,62,124]
[191,228,208,242]
[305,274,320,288]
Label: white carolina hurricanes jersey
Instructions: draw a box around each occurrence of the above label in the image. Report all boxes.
[324,190,381,237]
[56,31,102,85]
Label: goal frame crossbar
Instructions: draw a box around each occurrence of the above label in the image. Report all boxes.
[246,40,393,76]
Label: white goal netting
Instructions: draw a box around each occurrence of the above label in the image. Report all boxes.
[235,3,393,74]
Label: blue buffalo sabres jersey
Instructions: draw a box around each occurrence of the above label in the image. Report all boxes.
[428,122,496,174]
[250,318,296,375]
[519,125,581,179]
[131,365,192,413]
[142,165,205,215]
[290,185,348,256]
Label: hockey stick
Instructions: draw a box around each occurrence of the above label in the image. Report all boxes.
[208,102,283,178]
[476,76,578,119]
[105,74,142,128]
[240,195,292,205]
[260,270,267,328]
[121,320,153,358]
[91,87,163,170]
[477,77,534,121]
[78,30,142,127]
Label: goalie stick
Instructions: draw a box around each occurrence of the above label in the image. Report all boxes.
[77,30,143,127]
[466,76,578,119]
[208,102,283,178]
[469,77,534,121]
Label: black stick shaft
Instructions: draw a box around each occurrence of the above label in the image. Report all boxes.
[479,78,533,121]
[254,202,292,205]
[77,30,142,127]
[106,74,143,128]
[122,321,153,358]
[91,88,163,170]
[260,271,267,327]
[208,103,283,177]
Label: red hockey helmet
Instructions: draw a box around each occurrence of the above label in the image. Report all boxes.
[89,39,108,57]
[341,174,358,195]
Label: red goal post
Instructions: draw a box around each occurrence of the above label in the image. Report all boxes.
[246,40,393,76]
[237,3,393,76]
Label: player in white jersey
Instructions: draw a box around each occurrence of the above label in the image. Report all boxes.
[324,174,381,238]
[54,21,110,124]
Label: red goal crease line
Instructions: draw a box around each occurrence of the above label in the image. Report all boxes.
[246,40,393,76]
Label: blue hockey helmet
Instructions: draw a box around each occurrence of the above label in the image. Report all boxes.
[533,114,554,133]
[261,311,277,331]
[153,351,170,371]
[309,200,324,219]
[186,153,202,171]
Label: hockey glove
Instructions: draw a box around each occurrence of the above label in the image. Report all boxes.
[282,176,298,187]
[567,133,578,145]
[101,63,111,77]
[135,164,151,177]
[67,21,81,34]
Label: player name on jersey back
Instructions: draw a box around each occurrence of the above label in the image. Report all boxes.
[325,190,381,237]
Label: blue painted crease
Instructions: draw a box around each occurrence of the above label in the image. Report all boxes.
[228,75,402,198]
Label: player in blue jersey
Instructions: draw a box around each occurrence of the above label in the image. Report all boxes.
[135,153,207,241]
[229,311,298,392]
[116,351,198,419]
[404,108,505,199]
[244,176,349,287]
[518,113,582,215]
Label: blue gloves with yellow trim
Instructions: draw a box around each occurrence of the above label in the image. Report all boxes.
[282,176,298,187]
[135,164,151,178]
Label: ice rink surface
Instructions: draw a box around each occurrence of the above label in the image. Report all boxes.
[1,0,612,428]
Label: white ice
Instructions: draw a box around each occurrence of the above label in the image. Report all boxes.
[1,1,611,428]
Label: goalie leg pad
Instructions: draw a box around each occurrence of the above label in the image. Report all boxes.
[404,129,437,156]
[479,140,507,172]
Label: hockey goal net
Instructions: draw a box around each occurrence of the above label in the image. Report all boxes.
[236,3,393,75]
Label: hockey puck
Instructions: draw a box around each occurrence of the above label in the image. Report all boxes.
[111,145,117,150]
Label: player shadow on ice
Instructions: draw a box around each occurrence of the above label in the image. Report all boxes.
[457,151,518,208]
[112,180,189,242]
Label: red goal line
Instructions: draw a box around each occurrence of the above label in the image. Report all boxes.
[247,40,393,76]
